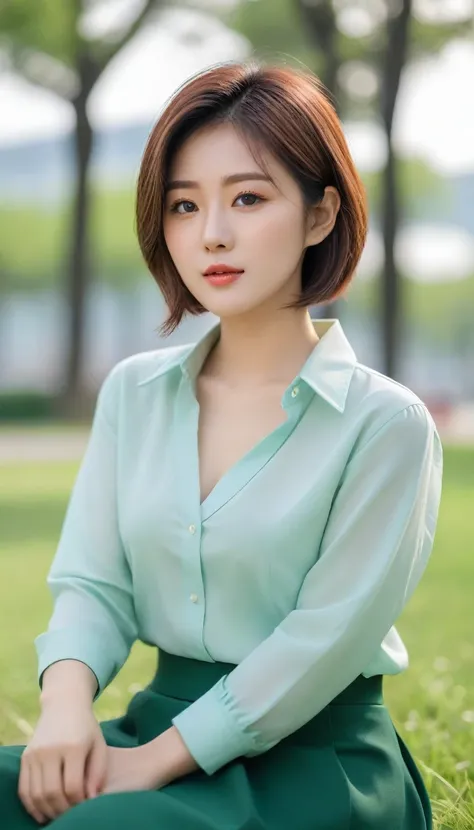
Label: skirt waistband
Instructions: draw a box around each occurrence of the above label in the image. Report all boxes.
[150,650,383,705]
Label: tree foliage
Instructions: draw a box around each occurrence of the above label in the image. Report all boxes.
[0,0,164,99]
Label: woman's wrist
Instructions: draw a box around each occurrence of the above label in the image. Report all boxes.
[147,726,199,786]
[40,659,97,709]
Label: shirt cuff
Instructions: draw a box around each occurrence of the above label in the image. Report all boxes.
[35,626,120,698]
[171,676,258,775]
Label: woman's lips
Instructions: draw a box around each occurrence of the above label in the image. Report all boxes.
[204,271,244,286]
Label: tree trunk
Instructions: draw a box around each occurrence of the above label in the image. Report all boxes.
[54,1,155,418]
[381,139,399,379]
[379,0,412,378]
[60,94,93,416]
[315,7,339,323]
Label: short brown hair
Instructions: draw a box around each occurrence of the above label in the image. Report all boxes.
[136,61,368,335]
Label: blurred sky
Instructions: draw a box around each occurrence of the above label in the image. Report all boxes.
[1,1,474,175]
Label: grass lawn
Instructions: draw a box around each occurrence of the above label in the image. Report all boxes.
[0,447,473,828]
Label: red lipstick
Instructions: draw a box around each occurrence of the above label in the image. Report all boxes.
[203,263,244,286]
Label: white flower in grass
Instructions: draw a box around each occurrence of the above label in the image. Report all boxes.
[404,710,420,732]
[433,656,451,672]
[404,721,418,732]
[103,686,121,698]
[428,678,447,695]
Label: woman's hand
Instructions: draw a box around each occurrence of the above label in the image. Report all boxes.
[18,700,107,825]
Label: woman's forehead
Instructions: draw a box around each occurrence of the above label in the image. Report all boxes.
[167,124,285,189]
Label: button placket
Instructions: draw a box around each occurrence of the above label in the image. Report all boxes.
[174,376,209,657]
[188,523,197,596]
[186,519,203,625]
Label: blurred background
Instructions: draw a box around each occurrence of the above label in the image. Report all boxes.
[1,3,474,825]
[0,0,473,432]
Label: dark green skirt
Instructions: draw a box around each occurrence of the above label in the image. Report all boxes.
[0,650,431,828]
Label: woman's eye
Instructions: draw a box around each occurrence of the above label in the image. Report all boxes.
[171,200,196,214]
[235,192,262,207]
[170,192,263,213]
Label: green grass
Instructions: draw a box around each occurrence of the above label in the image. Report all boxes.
[0,421,90,434]
[0,448,473,827]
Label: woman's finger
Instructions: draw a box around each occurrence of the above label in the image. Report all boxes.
[29,758,54,823]
[18,756,47,825]
[63,748,87,806]
[41,755,71,818]
[85,740,107,799]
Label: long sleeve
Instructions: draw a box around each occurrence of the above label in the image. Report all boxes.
[172,403,443,775]
[35,365,138,697]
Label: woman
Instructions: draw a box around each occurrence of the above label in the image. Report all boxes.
[0,61,442,829]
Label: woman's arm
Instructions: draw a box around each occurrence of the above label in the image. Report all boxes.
[35,364,138,699]
[169,403,443,777]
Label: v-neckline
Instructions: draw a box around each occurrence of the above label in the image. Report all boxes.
[198,416,293,519]
[197,410,289,512]
[193,374,290,513]
[193,388,308,519]
[174,368,311,522]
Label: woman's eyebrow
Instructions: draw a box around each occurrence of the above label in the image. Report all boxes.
[165,172,272,192]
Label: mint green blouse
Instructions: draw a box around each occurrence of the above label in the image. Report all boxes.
[35,319,443,776]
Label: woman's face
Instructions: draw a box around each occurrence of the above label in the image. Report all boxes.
[163,122,338,320]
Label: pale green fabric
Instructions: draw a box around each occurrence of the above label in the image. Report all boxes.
[35,319,443,776]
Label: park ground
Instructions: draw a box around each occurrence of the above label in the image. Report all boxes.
[0,440,473,828]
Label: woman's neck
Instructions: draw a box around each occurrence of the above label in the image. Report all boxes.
[202,309,320,388]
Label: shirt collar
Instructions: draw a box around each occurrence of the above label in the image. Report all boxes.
[137,318,357,413]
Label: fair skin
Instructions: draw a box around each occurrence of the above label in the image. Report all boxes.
[19,121,340,824]
[19,661,197,824]
[164,123,340,502]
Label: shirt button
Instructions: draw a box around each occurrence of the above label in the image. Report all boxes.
[291,386,300,398]
[188,524,196,535]
[189,593,199,603]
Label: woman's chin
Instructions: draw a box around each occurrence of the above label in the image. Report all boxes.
[199,293,264,319]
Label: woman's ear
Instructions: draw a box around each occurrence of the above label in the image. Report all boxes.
[305,187,341,247]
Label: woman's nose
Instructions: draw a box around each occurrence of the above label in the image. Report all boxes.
[202,209,234,251]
